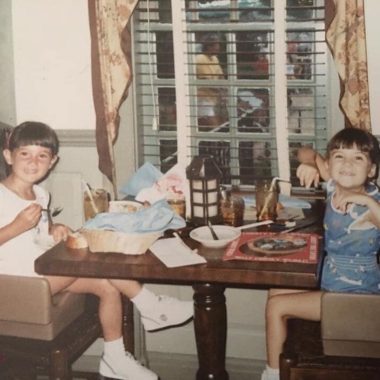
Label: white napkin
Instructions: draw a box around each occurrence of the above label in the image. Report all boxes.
[150,237,207,268]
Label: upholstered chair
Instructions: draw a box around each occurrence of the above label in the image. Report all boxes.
[280,292,380,380]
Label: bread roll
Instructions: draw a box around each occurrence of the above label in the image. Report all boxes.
[65,231,89,249]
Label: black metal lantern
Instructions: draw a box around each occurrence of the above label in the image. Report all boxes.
[186,155,223,225]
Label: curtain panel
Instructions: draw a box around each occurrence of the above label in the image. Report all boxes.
[326,0,371,131]
[88,0,139,196]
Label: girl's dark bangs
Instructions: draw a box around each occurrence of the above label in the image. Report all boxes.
[17,137,54,150]
[11,126,59,154]
[330,133,371,153]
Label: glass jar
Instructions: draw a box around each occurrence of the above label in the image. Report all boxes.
[255,179,278,221]
[220,188,245,227]
[83,189,109,221]
[167,196,186,219]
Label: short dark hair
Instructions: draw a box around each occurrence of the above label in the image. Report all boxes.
[327,128,380,179]
[200,33,220,52]
[7,121,59,156]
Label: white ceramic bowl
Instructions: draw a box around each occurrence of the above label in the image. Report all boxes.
[189,225,241,249]
[108,200,142,213]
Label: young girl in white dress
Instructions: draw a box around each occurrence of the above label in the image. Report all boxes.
[0,121,193,380]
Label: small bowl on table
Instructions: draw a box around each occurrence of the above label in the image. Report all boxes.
[108,200,143,213]
[189,225,241,249]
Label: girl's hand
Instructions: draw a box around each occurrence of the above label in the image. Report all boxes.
[13,203,42,234]
[296,163,320,188]
[50,223,71,243]
[333,192,380,229]
[333,192,371,213]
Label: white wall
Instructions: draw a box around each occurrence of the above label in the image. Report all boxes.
[0,0,16,125]
[10,0,133,192]
[12,0,94,130]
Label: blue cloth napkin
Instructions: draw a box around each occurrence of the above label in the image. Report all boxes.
[83,199,186,233]
[243,194,311,209]
[119,162,162,196]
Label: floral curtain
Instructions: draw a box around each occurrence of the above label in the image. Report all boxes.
[326,0,371,131]
[88,0,139,197]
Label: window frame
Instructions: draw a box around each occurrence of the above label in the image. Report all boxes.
[130,0,331,190]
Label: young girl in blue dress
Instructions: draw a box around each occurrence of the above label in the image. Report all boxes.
[0,121,193,380]
[261,128,380,380]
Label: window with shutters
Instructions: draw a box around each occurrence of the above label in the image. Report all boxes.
[132,0,328,187]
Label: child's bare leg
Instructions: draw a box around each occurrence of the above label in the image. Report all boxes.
[44,275,76,295]
[46,276,123,341]
[109,278,142,298]
[265,290,322,369]
[45,277,158,379]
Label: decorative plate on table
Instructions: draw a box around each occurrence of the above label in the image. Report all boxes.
[240,235,308,257]
[223,232,319,263]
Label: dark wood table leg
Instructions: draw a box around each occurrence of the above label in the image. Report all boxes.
[122,295,135,354]
[193,283,229,380]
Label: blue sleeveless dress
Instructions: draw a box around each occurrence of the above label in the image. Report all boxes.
[322,179,380,293]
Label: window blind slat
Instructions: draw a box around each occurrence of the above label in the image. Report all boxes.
[134,0,328,186]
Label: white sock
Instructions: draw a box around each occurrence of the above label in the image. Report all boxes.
[266,365,279,375]
[131,286,157,313]
[104,337,125,359]
[261,365,279,380]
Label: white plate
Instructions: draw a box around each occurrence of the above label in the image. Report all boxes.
[190,225,241,249]
[108,200,143,213]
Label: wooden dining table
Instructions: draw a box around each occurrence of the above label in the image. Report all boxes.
[35,216,324,380]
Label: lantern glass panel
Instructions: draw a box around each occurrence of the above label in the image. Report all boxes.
[186,156,223,225]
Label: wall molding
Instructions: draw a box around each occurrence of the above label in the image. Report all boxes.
[56,129,96,147]
[8,127,380,152]
[0,125,96,148]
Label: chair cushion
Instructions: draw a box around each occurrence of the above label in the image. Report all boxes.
[0,275,85,340]
[0,275,53,324]
[321,292,380,358]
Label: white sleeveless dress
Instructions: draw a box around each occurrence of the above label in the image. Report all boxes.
[0,184,52,277]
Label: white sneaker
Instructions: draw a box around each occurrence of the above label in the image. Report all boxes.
[140,295,193,332]
[99,352,158,380]
[261,368,280,380]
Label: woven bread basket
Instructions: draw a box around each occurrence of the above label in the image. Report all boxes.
[80,229,162,255]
